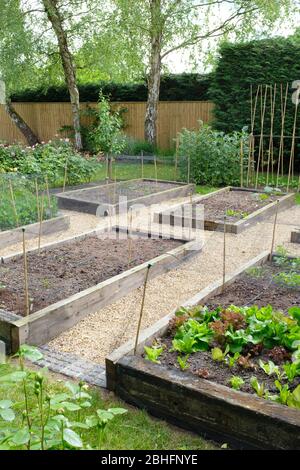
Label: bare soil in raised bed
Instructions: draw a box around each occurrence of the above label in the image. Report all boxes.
[0,235,182,316]
[157,261,300,396]
[61,180,182,204]
[206,262,300,312]
[195,190,280,222]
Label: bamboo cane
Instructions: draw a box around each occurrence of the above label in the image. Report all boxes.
[128,209,133,267]
[174,134,179,181]
[269,200,280,261]
[255,85,268,188]
[9,181,19,227]
[38,193,45,254]
[277,83,288,187]
[22,228,30,316]
[287,88,299,192]
[154,155,158,185]
[240,139,244,188]
[134,264,152,355]
[141,150,144,179]
[62,159,68,193]
[187,156,191,184]
[267,84,276,185]
[35,178,40,221]
[45,175,51,210]
[222,216,227,293]
[114,166,117,205]
[271,84,277,180]
[247,85,260,187]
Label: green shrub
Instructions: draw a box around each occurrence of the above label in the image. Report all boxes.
[178,123,249,186]
[121,136,157,156]
[0,175,58,231]
[0,140,98,186]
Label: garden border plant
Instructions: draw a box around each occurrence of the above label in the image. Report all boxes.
[154,187,295,234]
[106,250,300,450]
[0,226,200,353]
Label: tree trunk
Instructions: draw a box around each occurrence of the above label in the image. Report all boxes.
[43,0,82,150]
[5,100,39,146]
[144,0,162,147]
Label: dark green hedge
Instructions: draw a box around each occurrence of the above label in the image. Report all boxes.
[11,74,212,102]
[209,38,300,171]
[209,38,300,137]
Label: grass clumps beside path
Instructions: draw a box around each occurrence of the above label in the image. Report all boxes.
[0,346,216,450]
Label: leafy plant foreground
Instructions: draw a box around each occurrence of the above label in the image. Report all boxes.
[145,301,300,410]
[0,346,214,450]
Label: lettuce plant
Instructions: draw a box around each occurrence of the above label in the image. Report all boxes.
[144,345,163,364]
[229,376,244,391]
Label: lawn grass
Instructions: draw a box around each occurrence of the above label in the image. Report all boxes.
[0,362,216,450]
[91,161,299,197]
[91,162,218,196]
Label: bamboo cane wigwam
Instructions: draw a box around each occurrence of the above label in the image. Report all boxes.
[246,83,299,192]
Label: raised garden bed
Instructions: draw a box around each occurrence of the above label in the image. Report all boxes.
[106,251,300,450]
[0,214,70,250]
[0,227,198,353]
[154,187,295,234]
[291,230,300,244]
[56,179,195,215]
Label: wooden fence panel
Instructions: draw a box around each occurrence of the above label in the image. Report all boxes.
[0,101,214,149]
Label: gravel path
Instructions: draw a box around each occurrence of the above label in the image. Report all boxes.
[50,202,300,365]
[2,194,300,365]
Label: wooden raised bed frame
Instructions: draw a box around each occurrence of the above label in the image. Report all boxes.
[0,214,70,250]
[154,187,295,234]
[56,178,195,215]
[0,227,199,353]
[291,230,300,244]
[106,251,300,450]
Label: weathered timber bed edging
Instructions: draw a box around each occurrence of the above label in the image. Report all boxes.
[0,214,70,250]
[106,250,300,449]
[115,355,300,450]
[1,226,199,352]
[56,178,195,215]
[291,229,300,244]
[154,187,295,234]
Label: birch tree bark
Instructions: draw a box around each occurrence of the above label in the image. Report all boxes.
[144,0,162,146]
[42,0,82,150]
[5,99,39,146]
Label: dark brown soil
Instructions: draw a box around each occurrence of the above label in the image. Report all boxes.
[196,189,280,222]
[158,336,299,395]
[155,262,300,396]
[0,235,182,316]
[61,180,181,204]
[206,263,300,312]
